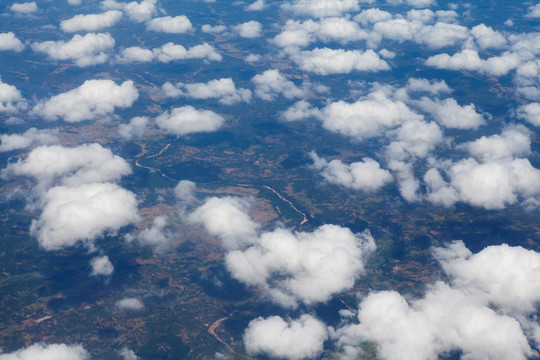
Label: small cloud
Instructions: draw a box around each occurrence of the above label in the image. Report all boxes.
[116,297,144,311]
[90,255,114,276]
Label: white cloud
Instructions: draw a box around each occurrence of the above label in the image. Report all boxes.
[152,42,222,63]
[471,24,507,49]
[280,100,319,121]
[0,128,59,152]
[310,152,393,192]
[90,255,114,276]
[102,0,157,23]
[118,46,154,62]
[425,49,520,76]
[0,32,24,52]
[318,90,422,140]
[60,10,123,32]
[226,225,376,307]
[290,48,389,75]
[33,79,138,122]
[31,32,115,67]
[163,78,252,105]
[414,22,468,49]
[146,16,193,34]
[116,297,144,311]
[244,53,260,63]
[3,143,132,186]
[155,106,224,136]
[244,315,327,360]
[353,8,392,26]
[526,3,540,18]
[10,2,37,13]
[416,97,485,129]
[31,182,139,250]
[385,119,443,160]
[463,125,531,161]
[188,196,259,249]
[0,78,27,112]
[251,69,307,101]
[282,0,360,18]
[129,216,173,253]
[118,116,148,140]
[0,343,89,360]
[233,21,262,38]
[406,0,435,7]
[246,0,265,11]
[174,180,197,204]
[119,347,138,360]
[517,102,540,126]
[201,24,227,33]
[405,78,451,95]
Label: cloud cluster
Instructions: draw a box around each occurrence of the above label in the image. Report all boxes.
[0,343,89,360]
[0,128,59,152]
[0,32,24,52]
[60,10,123,32]
[101,0,157,23]
[281,0,360,18]
[162,78,252,105]
[31,33,115,67]
[334,241,540,360]
[189,196,376,308]
[146,16,193,34]
[120,42,222,63]
[251,69,308,101]
[244,315,327,359]
[10,2,38,13]
[310,152,393,192]
[33,79,138,122]
[155,106,224,136]
[0,78,28,113]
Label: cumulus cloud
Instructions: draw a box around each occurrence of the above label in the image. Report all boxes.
[118,116,148,140]
[335,241,540,360]
[118,46,154,62]
[101,0,157,22]
[289,48,389,75]
[425,49,520,76]
[146,16,193,34]
[0,343,89,360]
[471,24,507,49]
[282,0,360,18]
[152,42,222,63]
[116,297,144,311]
[526,3,540,18]
[317,90,422,140]
[245,0,265,11]
[31,32,115,67]
[155,106,224,136]
[385,119,443,160]
[10,2,37,13]
[162,78,252,105]
[251,69,307,101]
[60,10,123,32]
[33,79,138,122]
[233,21,262,38]
[127,216,173,253]
[463,125,531,161]
[0,32,24,52]
[174,180,197,204]
[0,78,28,112]
[244,315,327,360]
[280,100,319,121]
[201,24,227,33]
[310,152,393,192]
[416,97,485,129]
[405,77,451,95]
[30,182,139,250]
[0,128,59,152]
[90,255,114,276]
[517,102,540,126]
[119,347,138,360]
[2,143,132,187]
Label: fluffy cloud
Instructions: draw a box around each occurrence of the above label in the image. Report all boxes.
[3,143,131,186]
[155,106,224,136]
[31,182,139,250]
[188,196,259,249]
[152,42,222,63]
[10,2,37,13]
[280,100,319,121]
[31,33,115,67]
[118,116,148,140]
[116,297,144,311]
[0,32,24,52]
[33,79,138,122]
[251,69,307,101]
[128,216,173,253]
[174,180,197,204]
[310,152,393,192]
[289,48,389,75]
[0,128,59,152]
[463,125,531,161]
[246,0,265,11]
[146,16,193,34]
[405,77,451,95]
[90,255,114,276]
[317,90,422,140]
[201,24,227,33]
[517,102,540,126]
[471,24,507,49]
[0,78,27,112]
[416,97,485,129]
[101,0,157,23]
[335,241,540,360]
[282,0,360,18]
[118,46,154,62]
[425,49,520,76]
[162,78,252,105]
[60,10,123,32]
[244,315,327,360]
[233,21,262,38]
[0,343,89,360]
[526,3,540,18]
